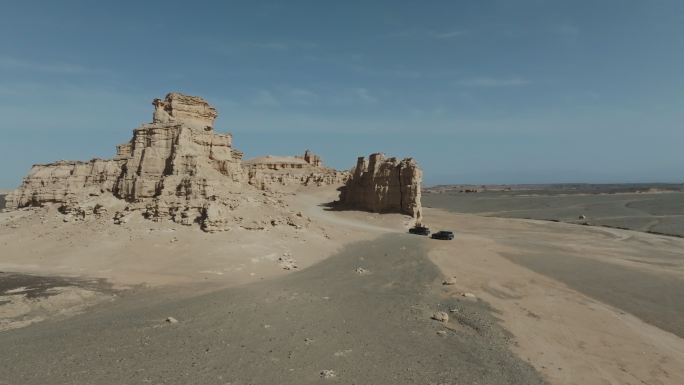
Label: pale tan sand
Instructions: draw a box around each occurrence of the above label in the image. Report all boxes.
[0,284,112,332]
[0,186,407,288]
[0,186,409,330]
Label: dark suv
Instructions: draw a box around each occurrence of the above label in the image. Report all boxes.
[408,225,430,236]
[431,231,454,240]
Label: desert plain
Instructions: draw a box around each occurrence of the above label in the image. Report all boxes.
[1,184,684,385]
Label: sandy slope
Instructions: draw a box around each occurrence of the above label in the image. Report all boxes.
[0,187,401,287]
[0,186,410,333]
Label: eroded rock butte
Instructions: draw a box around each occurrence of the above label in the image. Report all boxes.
[337,153,422,222]
[6,93,422,230]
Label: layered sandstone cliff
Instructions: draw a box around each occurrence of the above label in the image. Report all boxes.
[243,151,349,190]
[337,153,422,221]
[7,93,422,231]
[6,159,125,208]
[113,95,245,228]
[7,93,307,231]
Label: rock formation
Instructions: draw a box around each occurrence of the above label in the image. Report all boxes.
[6,93,422,231]
[113,93,245,227]
[6,93,325,231]
[5,159,125,208]
[296,149,322,167]
[151,93,218,130]
[337,153,422,221]
[243,151,348,190]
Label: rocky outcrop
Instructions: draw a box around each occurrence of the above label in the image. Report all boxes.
[7,93,293,231]
[152,92,217,130]
[243,151,348,190]
[6,93,422,231]
[113,110,245,226]
[114,93,247,229]
[5,159,125,208]
[296,149,322,167]
[337,153,422,221]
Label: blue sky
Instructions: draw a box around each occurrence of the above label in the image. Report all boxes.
[1,0,682,187]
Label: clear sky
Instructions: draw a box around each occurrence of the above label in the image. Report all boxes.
[1,0,682,187]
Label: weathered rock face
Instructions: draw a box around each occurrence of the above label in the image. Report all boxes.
[124,93,244,229]
[152,92,217,130]
[245,168,349,190]
[114,118,244,201]
[337,153,422,221]
[7,93,249,231]
[6,159,125,208]
[297,149,322,167]
[243,151,349,190]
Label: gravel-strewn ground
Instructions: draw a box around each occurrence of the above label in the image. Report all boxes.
[0,234,545,385]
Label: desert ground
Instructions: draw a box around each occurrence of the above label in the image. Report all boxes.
[1,187,684,384]
[424,188,684,237]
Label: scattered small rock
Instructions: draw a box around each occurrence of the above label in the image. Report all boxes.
[320,369,336,379]
[431,311,449,323]
[354,267,369,275]
[278,254,298,270]
[165,316,179,324]
[93,204,107,216]
[333,349,352,357]
[113,211,131,225]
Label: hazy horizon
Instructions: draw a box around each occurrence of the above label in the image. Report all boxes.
[1,0,683,187]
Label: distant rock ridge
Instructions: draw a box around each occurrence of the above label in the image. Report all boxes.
[337,153,422,222]
[242,150,349,190]
[6,92,422,230]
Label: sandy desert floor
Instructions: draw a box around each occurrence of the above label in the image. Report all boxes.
[424,190,684,237]
[1,187,683,384]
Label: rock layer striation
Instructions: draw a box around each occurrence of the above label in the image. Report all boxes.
[243,151,348,190]
[337,153,422,221]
